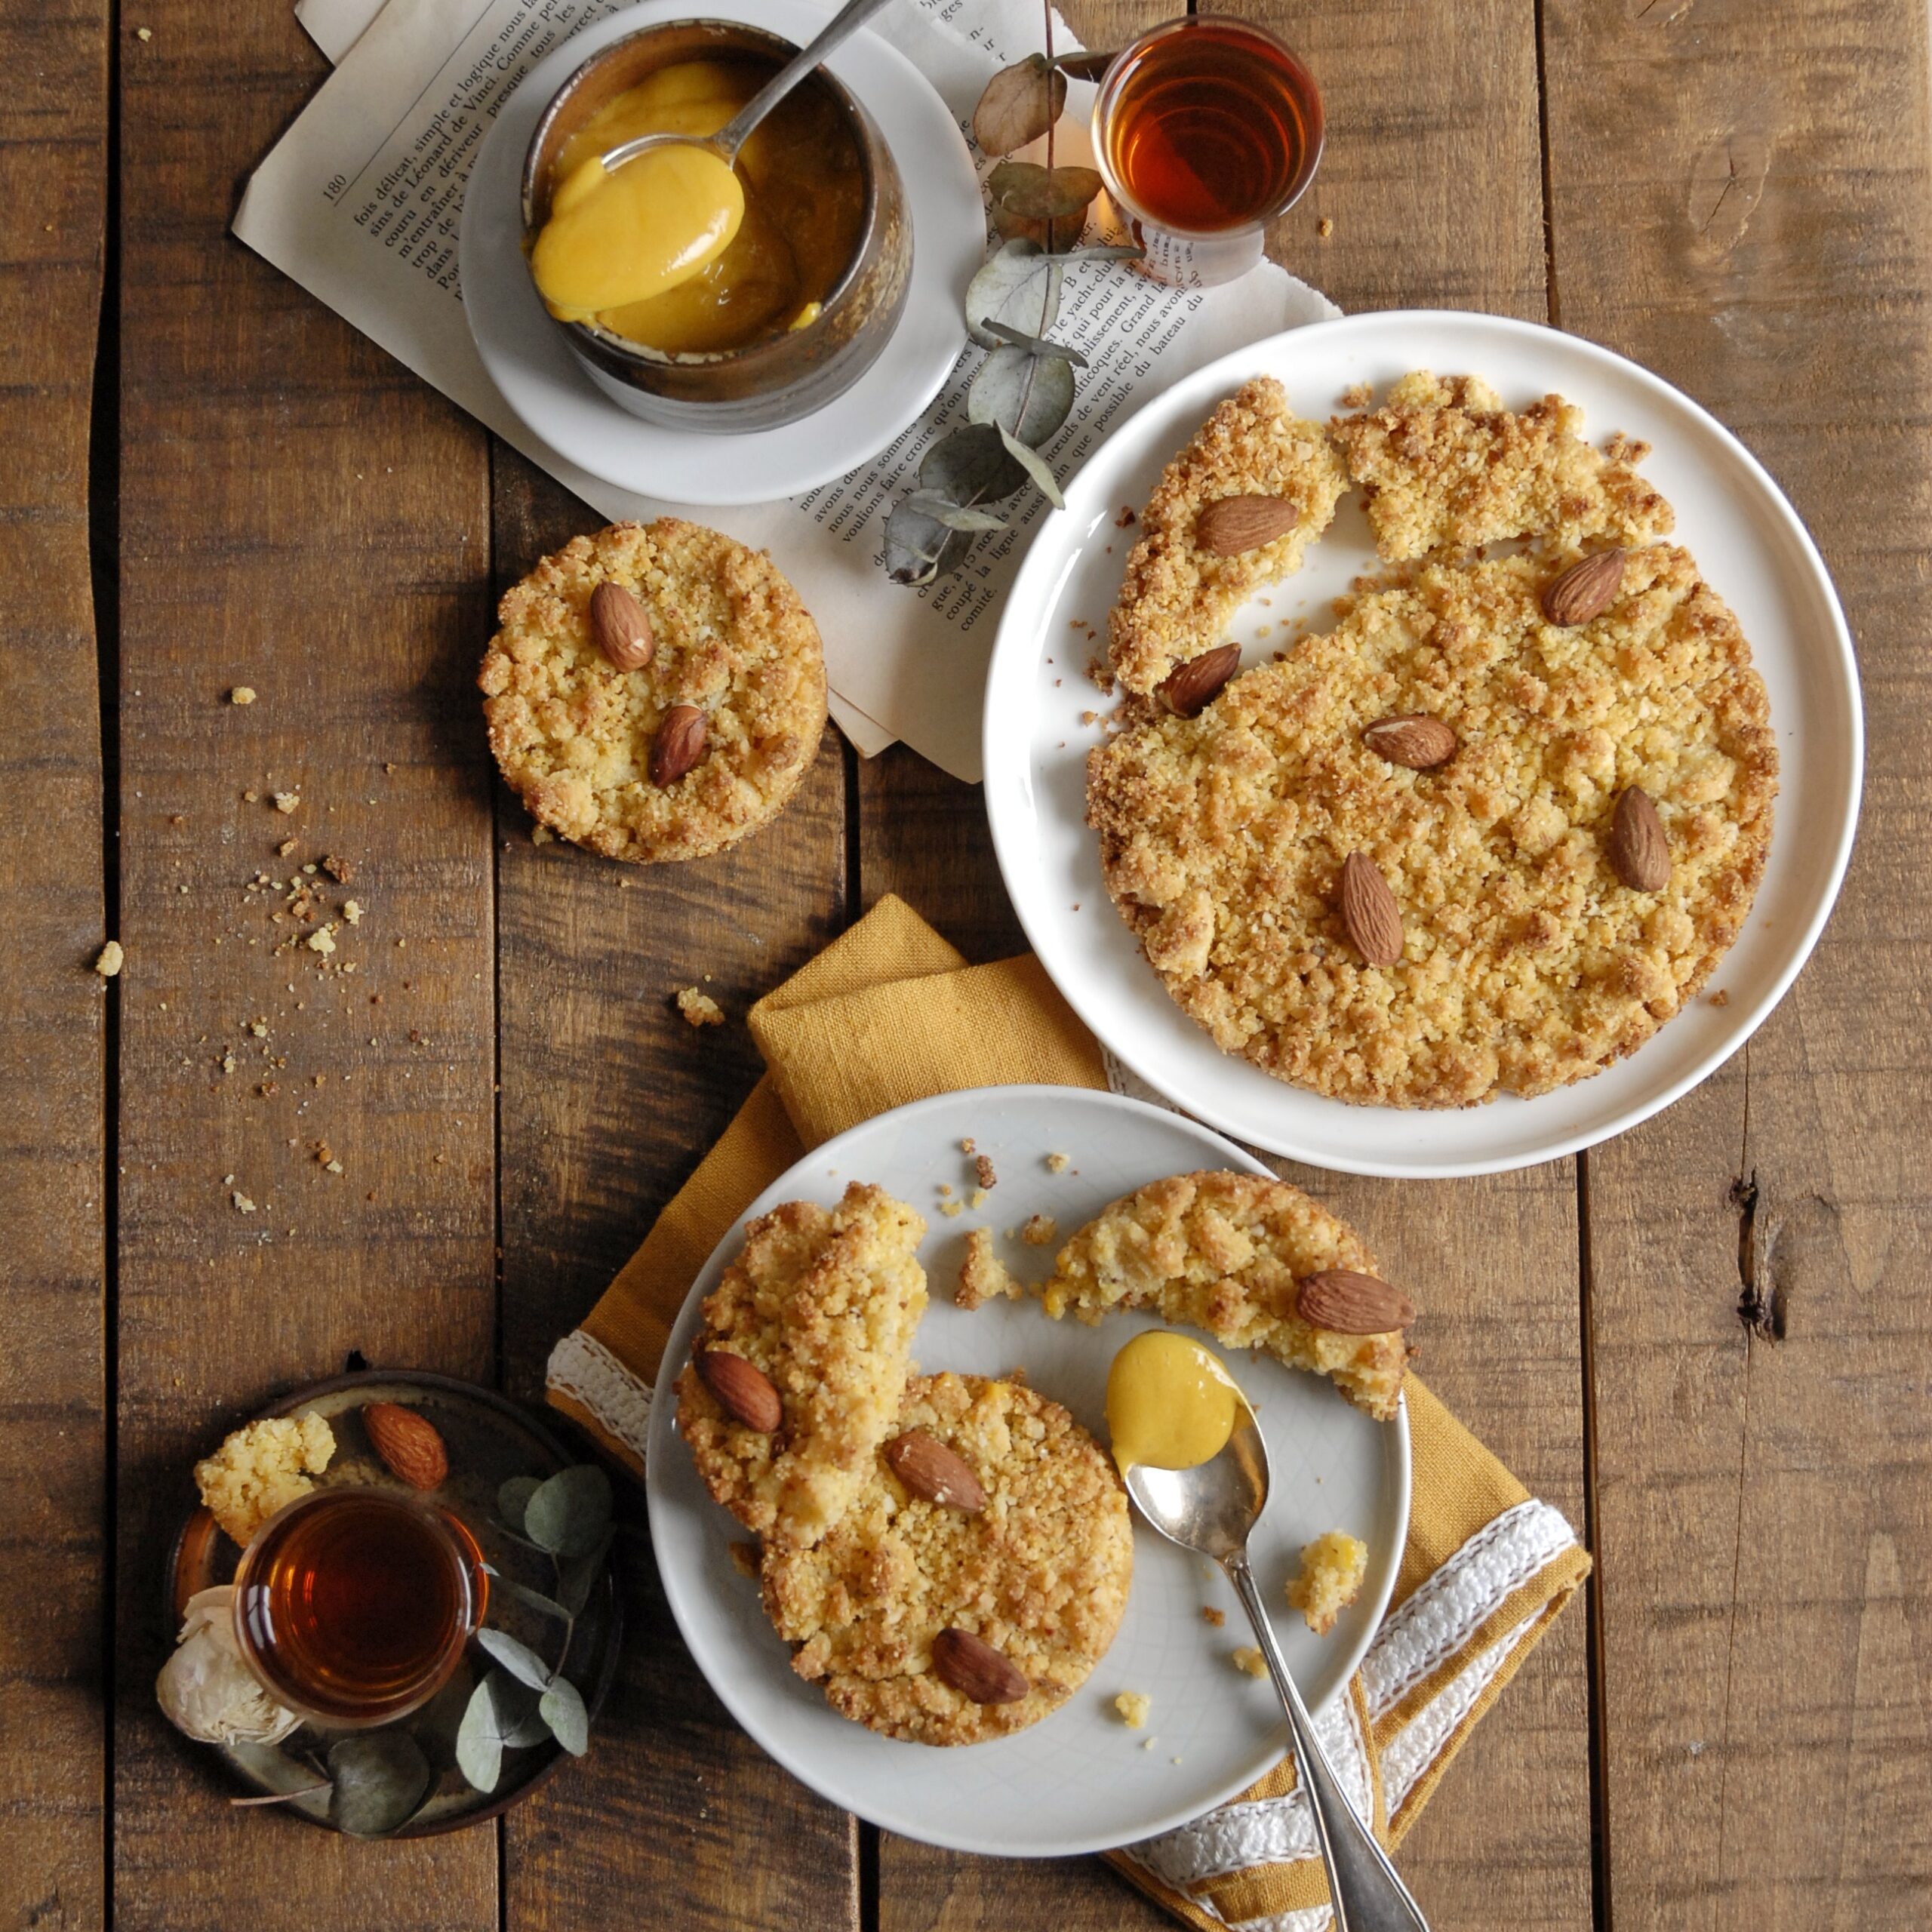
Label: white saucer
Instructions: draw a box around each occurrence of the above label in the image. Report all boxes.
[459,0,981,507]
[982,311,1864,1179]
[645,1085,1411,1857]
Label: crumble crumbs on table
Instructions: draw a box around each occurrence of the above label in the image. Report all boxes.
[1708,988,1730,1007]
[1317,215,1334,238]
[1287,1531,1370,1635]
[272,792,299,814]
[677,986,725,1027]
[1232,1646,1267,1678]
[968,1187,989,1211]
[1020,1214,1057,1246]
[531,823,555,844]
[92,940,123,977]
[1114,1690,1151,1728]
[955,1226,1021,1309]
[228,686,256,705]
[959,1137,975,1154]
[1202,1605,1226,1628]
[974,1152,997,1189]
[1045,1152,1069,1173]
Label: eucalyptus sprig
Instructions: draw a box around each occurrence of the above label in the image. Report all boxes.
[455,1463,614,1794]
[881,8,1140,588]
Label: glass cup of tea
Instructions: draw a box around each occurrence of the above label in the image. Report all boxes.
[1092,14,1324,288]
[231,1487,488,1729]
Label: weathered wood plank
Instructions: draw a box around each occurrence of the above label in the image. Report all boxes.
[1545,0,1932,1923]
[0,2,110,1926]
[111,7,500,1923]
[489,451,860,1932]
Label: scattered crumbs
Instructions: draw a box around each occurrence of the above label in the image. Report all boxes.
[1340,380,1374,410]
[1171,1755,1184,1767]
[1232,1647,1267,1678]
[968,1187,989,1211]
[306,925,337,956]
[276,838,298,859]
[243,789,259,802]
[937,1182,953,1196]
[531,823,555,844]
[343,900,363,925]
[1114,505,1138,528]
[1317,214,1334,239]
[232,1191,257,1214]
[250,1021,267,1038]
[1141,1737,1157,1752]
[135,24,152,40]
[1202,1605,1226,1629]
[325,1159,344,1176]
[1072,903,1080,912]
[677,986,726,1027]
[939,1199,964,1218]
[1020,1213,1057,1247]
[1113,1690,1150,1729]
[1085,654,1115,695]
[727,1541,761,1582]
[92,940,124,977]
[959,1137,976,1155]
[272,792,300,814]
[229,686,256,706]
[1708,988,1730,1008]
[975,1152,997,1189]
[955,1226,1021,1309]
[1080,709,1099,726]
[220,1053,236,1075]
[1045,1152,1069,1174]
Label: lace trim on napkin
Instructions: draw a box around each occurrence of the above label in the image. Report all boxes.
[546,1329,654,1464]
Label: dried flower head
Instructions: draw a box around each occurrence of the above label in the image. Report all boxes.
[155,1586,302,1746]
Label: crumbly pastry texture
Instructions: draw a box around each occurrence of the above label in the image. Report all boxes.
[1036,1172,1411,1421]
[194,1414,336,1546]
[479,519,826,863]
[1109,377,1350,694]
[1331,371,1675,561]
[954,1226,1021,1310]
[1087,546,1777,1106]
[1287,1529,1369,1635]
[675,1183,928,1551]
[761,1371,1134,1745]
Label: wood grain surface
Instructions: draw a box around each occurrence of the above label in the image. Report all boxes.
[4,0,1925,1925]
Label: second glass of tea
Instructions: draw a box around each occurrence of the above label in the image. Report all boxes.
[1093,14,1324,288]
[231,1487,488,1729]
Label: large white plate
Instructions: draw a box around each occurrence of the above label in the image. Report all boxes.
[983,310,1863,1178]
[645,1085,1411,1857]
[460,0,981,506]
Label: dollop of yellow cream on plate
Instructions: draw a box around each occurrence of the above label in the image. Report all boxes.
[1106,1331,1247,1477]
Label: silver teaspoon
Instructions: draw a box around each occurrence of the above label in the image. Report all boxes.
[1124,1407,1432,1932]
[598,0,899,176]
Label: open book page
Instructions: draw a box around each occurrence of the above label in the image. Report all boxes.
[243,0,1340,780]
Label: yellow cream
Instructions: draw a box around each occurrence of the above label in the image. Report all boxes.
[532,60,865,355]
[1106,1331,1246,1477]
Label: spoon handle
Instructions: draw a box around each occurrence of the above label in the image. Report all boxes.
[712,0,901,159]
[1224,1555,1432,1932]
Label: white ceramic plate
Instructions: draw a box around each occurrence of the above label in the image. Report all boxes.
[983,311,1863,1178]
[645,1085,1411,1857]
[460,0,981,506]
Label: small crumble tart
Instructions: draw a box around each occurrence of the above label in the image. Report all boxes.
[1115,1690,1151,1728]
[675,1182,927,1550]
[1088,546,1776,1106]
[676,986,724,1027]
[1033,1172,1411,1421]
[761,1371,1133,1746]
[955,1226,1021,1310]
[194,1414,336,1546]
[479,519,827,863]
[1331,371,1674,561]
[1109,377,1350,695]
[1287,1530,1369,1635]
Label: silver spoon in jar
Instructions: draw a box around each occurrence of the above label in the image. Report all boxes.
[597,0,900,176]
[1125,1409,1432,1932]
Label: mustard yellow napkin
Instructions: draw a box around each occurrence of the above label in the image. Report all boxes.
[546,894,1589,1928]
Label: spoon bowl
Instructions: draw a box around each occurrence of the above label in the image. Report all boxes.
[1124,1407,1270,1564]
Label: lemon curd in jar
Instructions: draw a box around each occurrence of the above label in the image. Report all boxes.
[1098,17,1320,235]
[538,59,866,356]
[232,1488,485,1727]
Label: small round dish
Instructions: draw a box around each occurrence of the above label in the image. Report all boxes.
[166,1370,622,1835]
[461,0,981,505]
[981,310,1864,1179]
[644,1084,1412,1858]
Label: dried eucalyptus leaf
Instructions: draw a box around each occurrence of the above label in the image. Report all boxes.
[494,1675,552,1749]
[455,1678,506,1793]
[967,348,1076,448]
[327,1732,430,1838]
[902,490,1010,533]
[979,320,1087,368]
[1048,48,1116,82]
[919,422,1029,504]
[496,1476,541,1536]
[971,54,1066,156]
[883,497,973,586]
[538,1678,590,1757]
[481,1566,571,1623]
[477,1627,554,1693]
[557,1527,614,1618]
[996,423,1067,509]
[988,161,1104,222]
[965,241,1063,348]
[524,1464,612,1558]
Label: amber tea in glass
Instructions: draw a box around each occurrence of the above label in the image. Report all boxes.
[1094,15,1324,287]
[232,1487,486,1727]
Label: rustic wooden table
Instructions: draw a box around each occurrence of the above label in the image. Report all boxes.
[9,0,1929,1924]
